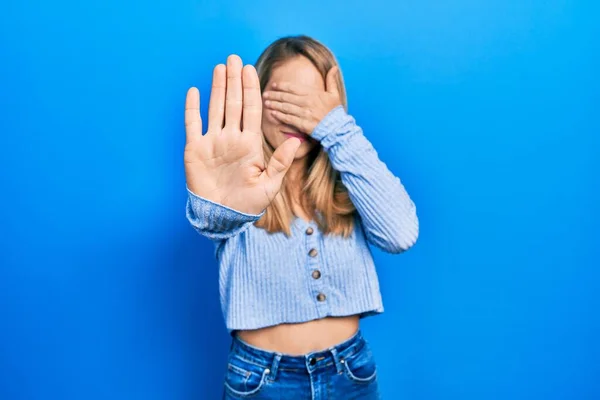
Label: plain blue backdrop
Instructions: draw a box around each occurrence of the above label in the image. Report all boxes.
[1,0,598,399]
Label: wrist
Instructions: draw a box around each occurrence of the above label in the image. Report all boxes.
[311,105,348,141]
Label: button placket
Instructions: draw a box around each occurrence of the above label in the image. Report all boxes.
[304,223,328,314]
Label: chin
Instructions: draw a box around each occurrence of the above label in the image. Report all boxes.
[294,142,319,160]
[293,149,311,159]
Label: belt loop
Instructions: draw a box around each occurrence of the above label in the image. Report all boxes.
[269,353,282,381]
[329,347,344,374]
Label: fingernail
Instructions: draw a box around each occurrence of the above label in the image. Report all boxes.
[265,100,271,106]
[272,82,277,88]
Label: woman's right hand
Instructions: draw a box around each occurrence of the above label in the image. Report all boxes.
[184,55,302,215]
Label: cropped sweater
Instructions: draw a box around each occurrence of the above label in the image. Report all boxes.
[186,105,419,331]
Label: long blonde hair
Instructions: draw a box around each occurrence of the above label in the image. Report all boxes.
[254,35,356,237]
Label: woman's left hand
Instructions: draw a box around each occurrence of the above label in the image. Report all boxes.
[262,66,342,135]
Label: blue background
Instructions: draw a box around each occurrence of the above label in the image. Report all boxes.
[1,0,598,399]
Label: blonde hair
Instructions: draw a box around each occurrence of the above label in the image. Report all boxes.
[254,35,356,237]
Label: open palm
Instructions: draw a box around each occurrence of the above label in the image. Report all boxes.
[184,55,301,215]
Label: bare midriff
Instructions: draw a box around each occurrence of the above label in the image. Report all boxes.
[235,315,360,355]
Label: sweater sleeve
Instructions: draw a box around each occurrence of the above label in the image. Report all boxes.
[185,185,265,241]
[311,105,419,253]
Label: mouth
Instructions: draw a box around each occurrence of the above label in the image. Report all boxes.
[283,131,306,141]
[282,130,307,142]
[279,122,310,142]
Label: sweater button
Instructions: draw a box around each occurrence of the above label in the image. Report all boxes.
[316,293,326,302]
[312,270,321,279]
[305,227,314,235]
[308,248,318,257]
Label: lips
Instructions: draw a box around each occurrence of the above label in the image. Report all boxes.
[282,131,307,142]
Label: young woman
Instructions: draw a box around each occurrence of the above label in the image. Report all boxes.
[184,35,418,399]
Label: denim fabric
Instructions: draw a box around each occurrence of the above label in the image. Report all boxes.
[222,330,380,400]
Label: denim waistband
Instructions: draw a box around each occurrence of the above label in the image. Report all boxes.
[230,329,366,373]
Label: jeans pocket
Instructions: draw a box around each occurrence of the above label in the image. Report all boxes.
[341,343,378,384]
[224,355,270,398]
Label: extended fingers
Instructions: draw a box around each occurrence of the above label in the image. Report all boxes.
[225,54,243,130]
[242,65,262,133]
[207,64,226,133]
[184,87,202,143]
[264,100,305,118]
[262,90,305,106]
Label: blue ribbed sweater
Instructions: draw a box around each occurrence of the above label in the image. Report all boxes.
[186,105,419,331]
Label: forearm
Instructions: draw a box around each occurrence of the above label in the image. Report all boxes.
[312,106,419,253]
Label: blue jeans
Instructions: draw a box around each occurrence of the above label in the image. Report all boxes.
[222,329,381,399]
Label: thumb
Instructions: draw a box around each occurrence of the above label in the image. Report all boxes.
[326,66,339,95]
[263,137,302,192]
